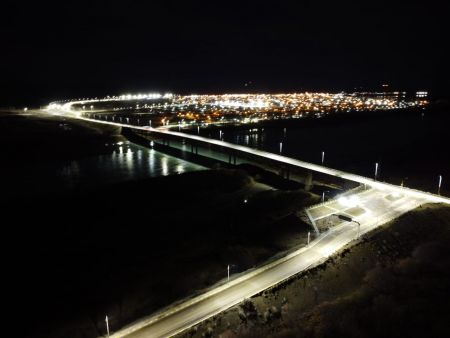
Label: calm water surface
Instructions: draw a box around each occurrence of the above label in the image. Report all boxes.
[2,141,204,199]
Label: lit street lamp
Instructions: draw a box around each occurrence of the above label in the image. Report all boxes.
[333,214,361,238]
[227,264,230,282]
[374,162,379,180]
[307,231,311,246]
[321,151,325,165]
[438,175,443,195]
[279,141,283,154]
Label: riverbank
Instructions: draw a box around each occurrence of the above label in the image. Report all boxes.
[0,110,123,161]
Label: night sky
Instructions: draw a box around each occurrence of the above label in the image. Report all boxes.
[2,0,449,105]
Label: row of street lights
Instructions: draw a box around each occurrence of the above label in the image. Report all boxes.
[89,114,445,195]
[278,143,443,195]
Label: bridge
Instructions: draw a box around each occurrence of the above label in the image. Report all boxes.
[47,100,449,205]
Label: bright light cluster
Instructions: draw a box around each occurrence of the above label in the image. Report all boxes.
[47,91,428,127]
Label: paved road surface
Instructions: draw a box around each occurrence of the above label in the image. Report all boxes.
[111,189,425,338]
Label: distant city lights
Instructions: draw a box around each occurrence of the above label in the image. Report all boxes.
[47,91,429,127]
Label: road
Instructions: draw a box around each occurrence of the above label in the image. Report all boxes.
[45,104,450,205]
[108,188,425,338]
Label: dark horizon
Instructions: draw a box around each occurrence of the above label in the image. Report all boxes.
[2,0,449,106]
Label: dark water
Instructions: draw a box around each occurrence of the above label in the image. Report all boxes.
[1,141,204,200]
[194,109,449,192]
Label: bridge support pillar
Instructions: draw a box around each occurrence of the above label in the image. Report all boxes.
[233,154,236,165]
[305,172,313,191]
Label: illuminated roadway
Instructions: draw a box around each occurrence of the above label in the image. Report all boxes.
[42,104,450,337]
[109,188,427,338]
[46,103,450,205]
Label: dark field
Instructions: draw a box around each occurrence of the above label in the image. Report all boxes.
[4,167,316,338]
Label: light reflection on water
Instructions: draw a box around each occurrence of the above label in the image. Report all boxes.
[60,141,203,185]
[2,141,204,199]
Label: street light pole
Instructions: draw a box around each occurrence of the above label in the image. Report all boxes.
[227,264,230,282]
[333,214,360,238]
[321,151,325,165]
[105,315,110,338]
[307,231,311,246]
[438,175,442,195]
[279,142,283,154]
[321,190,330,203]
[374,162,379,180]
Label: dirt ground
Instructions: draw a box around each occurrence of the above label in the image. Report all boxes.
[180,203,450,338]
